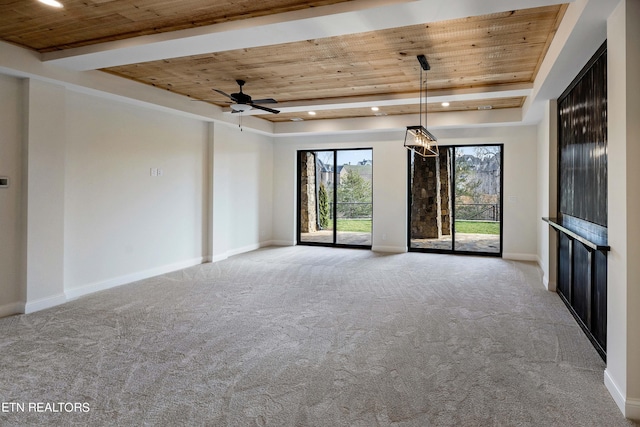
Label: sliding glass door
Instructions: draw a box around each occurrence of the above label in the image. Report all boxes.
[408,144,502,255]
[298,149,372,248]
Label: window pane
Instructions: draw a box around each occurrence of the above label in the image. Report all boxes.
[336,150,372,246]
[299,151,334,244]
[409,148,453,250]
[453,146,501,254]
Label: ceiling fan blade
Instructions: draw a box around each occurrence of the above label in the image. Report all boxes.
[213,89,236,101]
[250,104,280,114]
[251,98,278,104]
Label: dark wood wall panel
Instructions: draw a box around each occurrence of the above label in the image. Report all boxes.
[558,234,571,298]
[571,243,591,324]
[558,47,607,226]
[593,250,607,349]
[556,42,608,359]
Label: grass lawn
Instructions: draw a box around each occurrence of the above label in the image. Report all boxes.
[325,219,372,233]
[455,220,500,235]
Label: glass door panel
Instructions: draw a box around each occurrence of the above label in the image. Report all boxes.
[409,144,502,255]
[336,150,373,246]
[453,146,502,254]
[409,148,454,251]
[298,149,373,248]
[299,150,334,244]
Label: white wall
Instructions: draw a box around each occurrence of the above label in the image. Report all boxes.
[536,100,558,290]
[0,70,275,314]
[23,79,67,312]
[0,74,23,316]
[273,125,539,259]
[63,90,209,298]
[211,123,274,260]
[605,0,640,419]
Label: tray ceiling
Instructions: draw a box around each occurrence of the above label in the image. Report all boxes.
[0,1,568,124]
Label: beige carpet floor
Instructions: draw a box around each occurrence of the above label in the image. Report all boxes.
[0,246,636,426]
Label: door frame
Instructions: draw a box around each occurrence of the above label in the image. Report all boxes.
[296,148,373,249]
[406,143,504,257]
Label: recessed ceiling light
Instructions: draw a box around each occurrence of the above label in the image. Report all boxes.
[308,111,316,116]
[38,0,64,8]
[291,118,304,122]
[478,105,493,110]
[371,107,379,112]
[441,102,450,107]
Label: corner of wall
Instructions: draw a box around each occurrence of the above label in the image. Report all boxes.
[23,293,67,314]
[0,302,25,318]
[502,253,538,262]
[604,369,640,421]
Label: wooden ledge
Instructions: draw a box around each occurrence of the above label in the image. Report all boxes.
[542,217,609,251]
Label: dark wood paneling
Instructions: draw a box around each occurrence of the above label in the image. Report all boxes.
[558,45,607,226]
[558,233,571,300]
[593,250,607,349]
[572,242,591,325]
[556,42,608,359]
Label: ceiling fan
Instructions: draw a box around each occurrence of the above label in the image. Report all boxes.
[213,79,280,114]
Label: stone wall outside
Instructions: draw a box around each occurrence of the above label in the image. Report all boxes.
[300,152,317,233]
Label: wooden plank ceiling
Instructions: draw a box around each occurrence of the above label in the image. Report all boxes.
[0,0,354,52]
[0,1,567,123]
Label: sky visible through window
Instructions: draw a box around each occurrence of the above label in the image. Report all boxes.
[335,149,372,166]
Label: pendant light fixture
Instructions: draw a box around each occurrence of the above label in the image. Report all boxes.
[404,55,438,157]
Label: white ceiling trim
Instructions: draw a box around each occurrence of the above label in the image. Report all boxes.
[42,0,571,71]
[224,83,533,116]
[272,107,524,136]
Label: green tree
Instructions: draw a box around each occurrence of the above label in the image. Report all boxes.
[318,182,330,229]
[338,169,372,218]
[455,153,481,202]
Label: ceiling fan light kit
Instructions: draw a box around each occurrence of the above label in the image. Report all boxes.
[230,103,252,112]
[404,55,439,158]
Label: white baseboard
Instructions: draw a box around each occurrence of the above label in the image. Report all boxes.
[227,242,262,257]
[24,293,67,314]
[606,369,640,421]
[209,240,278,264]
[372,245,407,253]
[65,257,206,301]
[605,369,627,417]
[269,240,295,247]
[545,277,557,292]
[0,302,24,318]
[603,369,640,420]
[502,253,538,261]
[210,253,229,263]
[628,398,640,421]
